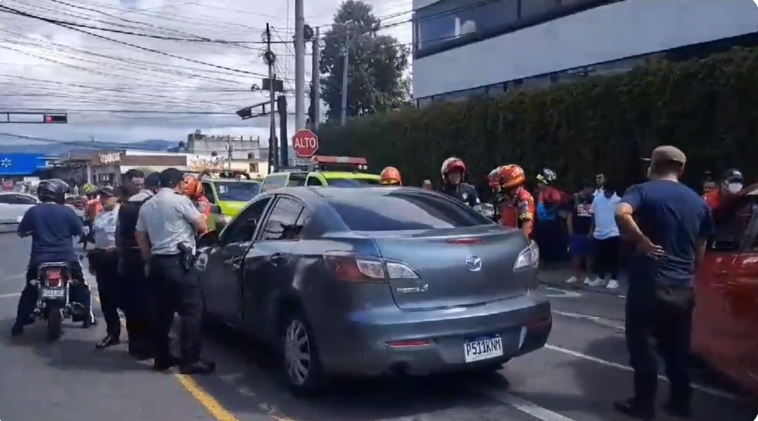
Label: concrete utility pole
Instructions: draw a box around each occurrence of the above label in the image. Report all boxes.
[340,32,350,126]
[264,23,278,171]
[224,138,233,170]
[312,26,321,130]
[294,0,306,130]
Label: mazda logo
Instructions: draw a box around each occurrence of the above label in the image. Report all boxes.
[465,256,482,272]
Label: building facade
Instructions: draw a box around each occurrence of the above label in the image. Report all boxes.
[185,131,268,175]
[49,150,189,187]
[412,0,758,105]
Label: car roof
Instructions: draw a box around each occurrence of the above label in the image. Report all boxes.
[320,171,380,179]
[205,179,260,184]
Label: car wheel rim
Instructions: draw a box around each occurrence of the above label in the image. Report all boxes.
[284,319,311,385]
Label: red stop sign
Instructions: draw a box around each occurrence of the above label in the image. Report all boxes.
[292,129,319,158]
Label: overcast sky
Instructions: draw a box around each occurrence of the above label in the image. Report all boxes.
[0,0,411,148]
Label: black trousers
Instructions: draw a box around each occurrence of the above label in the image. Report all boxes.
[90,249,122,336]
[149,254,204,365]
[119,249,153,352]
[625,284,694,407]
[593,236,621,279]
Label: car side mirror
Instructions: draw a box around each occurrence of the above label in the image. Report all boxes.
[198,230,219,247]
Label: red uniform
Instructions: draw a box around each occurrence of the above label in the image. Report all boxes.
[85,198,102,221]
[194,196,211,218]
[499,188,536,236]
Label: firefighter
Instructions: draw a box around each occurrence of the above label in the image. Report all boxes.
[380,166,402,186]
[439,157,481,211]
[495,164,535,237]
[704,168,743,211]
[183,174,211,219]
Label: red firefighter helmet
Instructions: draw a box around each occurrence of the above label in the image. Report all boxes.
[499,164,526,189]
[380,166,402,185]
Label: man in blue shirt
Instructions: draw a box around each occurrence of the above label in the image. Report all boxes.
[613,146,712,419]
[13,179,94,336]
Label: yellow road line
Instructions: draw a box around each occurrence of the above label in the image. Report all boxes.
[92,293,242,421]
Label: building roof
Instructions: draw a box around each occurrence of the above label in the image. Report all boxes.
[0,153,48,176]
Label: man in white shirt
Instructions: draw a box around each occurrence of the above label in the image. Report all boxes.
[593,173,605,197]
[586,185,621,289]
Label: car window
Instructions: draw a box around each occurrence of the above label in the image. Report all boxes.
[261,174,288,193]
[0,195,16,204]
[201,182,215,204]
[0,194,35,205]
[327,178,381,187]
[327,191,493,231]
[259,196,305,241]
[306,176,323,186]
[287,173,307,187]
[215,181,260,202]
[711,198,756,251]
[221,197,272,244]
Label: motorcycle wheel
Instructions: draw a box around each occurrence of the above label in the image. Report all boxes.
[46,305,63,341]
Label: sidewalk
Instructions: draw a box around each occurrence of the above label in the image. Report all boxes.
[538,267,628,296]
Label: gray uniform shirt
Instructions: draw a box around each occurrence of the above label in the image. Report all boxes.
[136,188,201,255]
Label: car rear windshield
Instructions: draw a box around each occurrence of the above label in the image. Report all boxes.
[327,178,381,187]
[215,182,260,201]
[327,191,493,231]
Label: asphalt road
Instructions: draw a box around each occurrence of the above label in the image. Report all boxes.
[0,233,755,421]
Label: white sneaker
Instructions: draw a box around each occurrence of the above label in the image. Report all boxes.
[587,278,607,287]
[582,277,594,285]
[566,276,579,284]
[606,279,620,289]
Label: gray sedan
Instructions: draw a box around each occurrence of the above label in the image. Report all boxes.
[195,186,552,395]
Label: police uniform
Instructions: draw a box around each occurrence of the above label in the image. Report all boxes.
[115,174,159,359]
[440,183,481,209]
[136,169,213,373]
[88,187,122,349]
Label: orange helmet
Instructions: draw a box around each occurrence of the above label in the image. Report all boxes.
[380,166,402,185]
[183,174,204,198]
[488,167,504,188]
[499,164,526,189]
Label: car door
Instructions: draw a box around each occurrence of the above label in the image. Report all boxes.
[241,195,307,339]
[203,196,273,325]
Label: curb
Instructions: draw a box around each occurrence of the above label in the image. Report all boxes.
[537,275,627,297]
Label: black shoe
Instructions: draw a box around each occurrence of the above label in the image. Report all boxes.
[152,356,181,372]
[95,334,120,350]
[10,324,23,337]
[128,346,154,361]
[179,359,216,375]
[613,398,655,420]
[662,400,692,418]
[82,316,95,328]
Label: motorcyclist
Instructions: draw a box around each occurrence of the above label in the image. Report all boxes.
[704,168,743,220]
[494,164,535,237]
[183,174,211,219]
[380,166,402,186]
[439,157,481,211]
[12,179,94,336]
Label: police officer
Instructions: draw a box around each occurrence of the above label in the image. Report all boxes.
[135,168,213,374]
[88,186,122,349]
[439,157,481,210]
[614,146,712,419]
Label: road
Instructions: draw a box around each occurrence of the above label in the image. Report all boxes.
[0,233,755,421]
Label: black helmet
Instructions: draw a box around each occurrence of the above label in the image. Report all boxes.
[37,178,69,204]
[722,168,744,184]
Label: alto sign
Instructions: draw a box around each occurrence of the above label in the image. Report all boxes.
[292,129,319,158]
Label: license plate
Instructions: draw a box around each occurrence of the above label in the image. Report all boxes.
[464,336,503,363]
[41,288,65,298]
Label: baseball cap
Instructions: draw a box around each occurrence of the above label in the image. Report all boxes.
[145,172,161,188]
[99,186,117,197]
[641,145,686,165]
[159,168,186,188]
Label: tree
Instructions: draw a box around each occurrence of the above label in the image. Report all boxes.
[319,0,411,122]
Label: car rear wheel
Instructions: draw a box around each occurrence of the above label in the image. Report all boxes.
[282,311,326,395]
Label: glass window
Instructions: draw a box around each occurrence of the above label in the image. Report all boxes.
[519,0,560,20]
[415,0,518,50]
[214,181,260,202]
[327,190,493,231]
[327,178,381,187]
[260,196,306,241]
[417,97,432,108]
[306,176,324,186]
[201,182,215,204]
[221,197,271,244]
[261,174,288,192]
[287,173,307,187]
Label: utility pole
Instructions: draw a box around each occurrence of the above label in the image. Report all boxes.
[340,33,350,126]
[312,26,321,130]
[294,0,306,130]
[224,137,233,170]
[264,23,279,171]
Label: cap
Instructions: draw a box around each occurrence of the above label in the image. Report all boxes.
[159,168,186,188]
[99,186,117,197]
[145,172,161,188]
[642,145,686,165]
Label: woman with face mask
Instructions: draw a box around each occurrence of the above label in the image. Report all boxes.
[704,168,743,211]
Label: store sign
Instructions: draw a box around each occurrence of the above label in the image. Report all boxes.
[98,152,121,165]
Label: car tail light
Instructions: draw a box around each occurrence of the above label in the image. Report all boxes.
[446,238,483,245]
[513,241,539,271]
[323,253,418,282]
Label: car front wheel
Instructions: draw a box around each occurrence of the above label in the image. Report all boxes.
[282,311,326,395]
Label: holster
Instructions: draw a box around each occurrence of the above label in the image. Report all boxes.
[177,243,196,272]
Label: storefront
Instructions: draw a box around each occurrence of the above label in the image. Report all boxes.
[51,150,189,187]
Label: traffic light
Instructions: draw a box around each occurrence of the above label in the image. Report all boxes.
[44,114,67,123]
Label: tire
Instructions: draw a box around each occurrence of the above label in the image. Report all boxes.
[281,310,327,396]
[46,305,63,341]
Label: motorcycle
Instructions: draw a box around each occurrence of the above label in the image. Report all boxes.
[30,260,91,341]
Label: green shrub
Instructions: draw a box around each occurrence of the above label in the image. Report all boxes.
[318,47,758,191]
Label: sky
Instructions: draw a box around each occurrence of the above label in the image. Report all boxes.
[0,0,412,149]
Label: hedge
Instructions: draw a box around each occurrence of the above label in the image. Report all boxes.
[317,47,758,192]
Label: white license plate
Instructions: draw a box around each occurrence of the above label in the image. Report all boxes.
[41,288,65,298]
[464,336,503,363]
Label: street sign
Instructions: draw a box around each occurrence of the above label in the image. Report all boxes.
[292,129,319,158]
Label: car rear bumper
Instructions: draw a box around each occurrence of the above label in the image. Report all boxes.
[315,292,552,376]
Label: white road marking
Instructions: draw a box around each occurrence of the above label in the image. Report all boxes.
[552,310,625,331]
[545,344,744,401]
[542,287,583,298]
[483,390,580,421]
[0,292,21,298]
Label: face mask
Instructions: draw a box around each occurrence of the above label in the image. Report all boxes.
[727,183,742,194]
